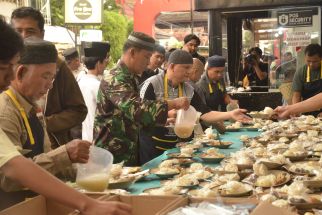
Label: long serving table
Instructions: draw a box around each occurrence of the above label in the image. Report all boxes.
[128,129,261,194]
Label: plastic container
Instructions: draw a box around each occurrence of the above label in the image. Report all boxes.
[174,106,198,139]
[226,102,239,112]
[76,146,113,192]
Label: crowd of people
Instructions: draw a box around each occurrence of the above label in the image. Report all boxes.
[1,5,322,214]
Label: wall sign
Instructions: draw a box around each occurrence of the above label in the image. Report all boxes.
[65,0,102,24]
[277,8,318,28]
[80,29,103,41]
[286,31,311,47]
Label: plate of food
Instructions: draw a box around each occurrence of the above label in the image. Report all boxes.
[254,136,271,145]
[303,179,322,188]
[161,175,200,190]
[142,186,183,195]
[238,169,254,180]
[283,152,308,162]
[257,160,284,170]
[166,152,193,159]
[176,142,203,151]
[199,154,225,163]
[162,158,194,167]
[285,161,320,176]
[218,181,253,197]
[108,177,136,189]
[150,167,180,179]
[248,112,270,120]
[188,188,218,198]
[236,163,253,171]
[289,196,322,210]
[275,133,298,139]
[204,140,233,149]
[244,170,291,188]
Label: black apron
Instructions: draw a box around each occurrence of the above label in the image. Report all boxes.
[139,75,192,165]
[302,65,322,117]
[0,111,44,210]
[139,127,179,165]
[206,81,226,111]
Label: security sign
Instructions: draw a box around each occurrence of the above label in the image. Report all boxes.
[278,14,288,26]
[65,0,102,24]
[277,7,318,28]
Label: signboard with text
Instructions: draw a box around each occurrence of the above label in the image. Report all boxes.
[65,0,102,24]
[286,31,311,47]
[277,8,318,28]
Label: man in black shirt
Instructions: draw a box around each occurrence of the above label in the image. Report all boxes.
[138,44,165,85]
[242,47,269,87]
[182,34,206,65]
[139,50,250,164]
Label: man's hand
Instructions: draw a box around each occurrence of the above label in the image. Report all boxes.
[229,109,252,122]
[66,139,91,163]
[168,109,177,118]
[81,200,132,215]
[166,109,177,126]
[167,97,190,110]
[274,106,292,119]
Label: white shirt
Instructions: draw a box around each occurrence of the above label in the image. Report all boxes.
[78,74,101,142]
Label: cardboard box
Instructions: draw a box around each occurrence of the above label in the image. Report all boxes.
[1,194,297,215]
[0,195,73,215]
[158,197,297,215]
[0,192,110,215]
[0,194,181,215]
[251,201,297,215]
[70,195,182,215]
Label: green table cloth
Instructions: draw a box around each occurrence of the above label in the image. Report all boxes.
[128,130,260,194]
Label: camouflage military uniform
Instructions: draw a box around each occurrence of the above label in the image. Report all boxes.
[94,62,168,166]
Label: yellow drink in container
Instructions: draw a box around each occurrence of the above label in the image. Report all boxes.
[76,146,113,192]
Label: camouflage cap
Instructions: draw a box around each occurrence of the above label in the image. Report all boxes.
[19,37,57,64]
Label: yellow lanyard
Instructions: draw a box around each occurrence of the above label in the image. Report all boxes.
[208,82,223,94]
[306,61,322,83]
[164,74,183,100]
[5,89,35,145]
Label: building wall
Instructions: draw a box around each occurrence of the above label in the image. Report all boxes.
[133,0,191,36]
[0,0,28,21]
[0,1,18,21]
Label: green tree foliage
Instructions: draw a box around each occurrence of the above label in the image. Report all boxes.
[50,0,64,26]
[103,0,121,12]
[101,10,129,66]
[127,19,134,35]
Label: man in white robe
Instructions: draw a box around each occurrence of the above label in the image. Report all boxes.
[78,42,110,142]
